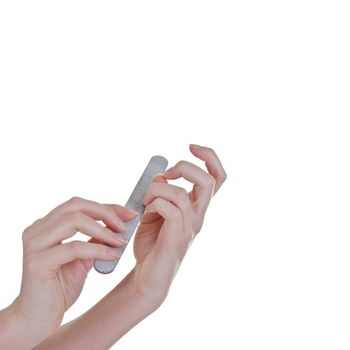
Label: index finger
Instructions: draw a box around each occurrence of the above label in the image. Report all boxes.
[30,197,135,239]
[189,144,227,194]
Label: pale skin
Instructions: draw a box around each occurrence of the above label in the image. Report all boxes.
[0,144,227,350]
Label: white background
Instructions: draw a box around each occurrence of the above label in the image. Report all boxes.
[0,1,349,349]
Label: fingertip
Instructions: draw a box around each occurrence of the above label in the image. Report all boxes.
[121,211,137,223]
[164,167,178,180]
[189,143,204,152]
[119,205,137,214]
[125,208,138,216]
[104,204,137,224]
[190,144,210,161]
[153,173,168,183]
[144,201,155,214]
[111,203,138,216]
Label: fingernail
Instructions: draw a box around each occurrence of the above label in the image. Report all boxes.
[118,221,127,230]
[153,173,168,183]
[126,208,138,215]
[120,237,128,245]
[114,235,128,245]
[190,144,203,150]
[153,173,165,178]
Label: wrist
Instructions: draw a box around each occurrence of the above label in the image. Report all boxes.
[49,269,164,350]
[28,269,167,350]
[130,256,183,308]
[125,267,167,312]
[1,298,52,349]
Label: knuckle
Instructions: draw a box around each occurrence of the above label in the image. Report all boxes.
[24,239,36,252]
[32,218,44,227]
[170,207,182,220]
[31,218,43,227]
[207,174,216,189]
[205,146,215,155]
[22,226,32,241]
[176,160,188,168]
[68,211,83,224]
[194,222,203,234]
[67,196,82,206]
[176,187,188,200]
[185,230,195,243]
[221,170,228,182]
[106,206,115,217]
[69,241,81,252]
[151,198,160,206]
[153,198,163,208]
[25,253,39,272]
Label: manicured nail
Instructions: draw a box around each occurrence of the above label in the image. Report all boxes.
[120,237,128,244]
[126,208,138,215]
[190,144,203,150]
[113,235,127,245]
[153,173,168,183]
[153,172,165,178]
[118,221,127,230]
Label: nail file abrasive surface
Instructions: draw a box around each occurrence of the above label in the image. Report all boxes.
[94,155,168,274]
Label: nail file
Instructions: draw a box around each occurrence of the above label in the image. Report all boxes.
[94,155,168,274]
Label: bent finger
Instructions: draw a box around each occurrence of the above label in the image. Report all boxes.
[189,144,227,194]
[144,183,192,214]
[103,203,138,221]
[35,197,130,237]
[37,241,122,272]
[164,160,215,202]
[28,212,127,252]
[145,197,194,247]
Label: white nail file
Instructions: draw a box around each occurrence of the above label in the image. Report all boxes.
[94,155,168,274]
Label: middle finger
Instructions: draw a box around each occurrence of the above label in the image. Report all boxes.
[164,160,215,212]
[27,212,127,252]
[29,197,128,239]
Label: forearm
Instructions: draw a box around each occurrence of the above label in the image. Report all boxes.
[34,268,161,350]
[0,301,51,350]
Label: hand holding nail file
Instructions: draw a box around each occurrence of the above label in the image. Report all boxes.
[94,155,168,274]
